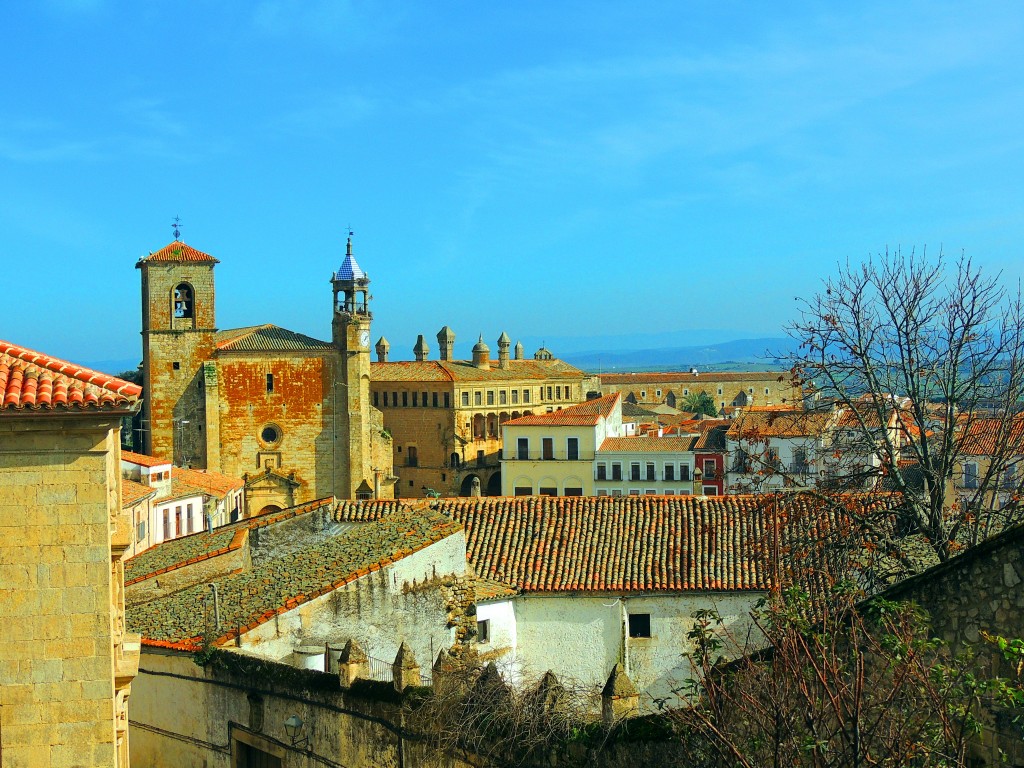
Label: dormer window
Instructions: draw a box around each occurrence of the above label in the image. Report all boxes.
[173,284,193,318]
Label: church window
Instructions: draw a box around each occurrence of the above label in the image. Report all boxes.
[173,283,193,318]
[402,392,408,407]
[765,387,770,395]
[391,392,398,407]
[260,424,281,445]
[487,391,494,405]
[499,390,507,405]
[511,390,519,404]
[556,386,562,399]
[461,392,469,406]
[444,393,451,408]
[422,391,428,407]
[547,387,553,400]
[432,392,439,407]
[266,374,274,393]
[474,392,482,406]
[412,392,418,407]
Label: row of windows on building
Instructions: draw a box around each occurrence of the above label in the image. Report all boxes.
[373,390,452,408]
[372,385,577,409]
[138,502,199,543]
[511,485,720,497]
[635,386,773,398]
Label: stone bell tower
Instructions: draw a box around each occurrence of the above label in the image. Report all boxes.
[137,238,218,466]
[331,233,374,498]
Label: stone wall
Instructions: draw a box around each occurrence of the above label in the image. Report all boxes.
[0,414,124,766]
[131,649,473,768]
[882,525,1024,764]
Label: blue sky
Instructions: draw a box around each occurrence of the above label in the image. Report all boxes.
[3,1,1023,366]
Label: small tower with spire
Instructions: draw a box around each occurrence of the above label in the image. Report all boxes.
[514,340,525,360]
[497,331,511,369]
[437,326,455,361]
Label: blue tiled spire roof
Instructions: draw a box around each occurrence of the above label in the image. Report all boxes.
[335,236,366,281]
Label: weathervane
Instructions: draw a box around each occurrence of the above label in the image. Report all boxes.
[172,215,182,241]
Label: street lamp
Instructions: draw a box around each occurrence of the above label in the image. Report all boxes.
[284,714,307,747]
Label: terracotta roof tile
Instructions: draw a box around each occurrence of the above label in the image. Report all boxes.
[0,341,141,413]
[128,507,462,647]
[371,358,585,383]
[136,240,219,265]
[505,394,621,427]
[172,467,244,498]
[215,324,332,352]
[122,479,158,507]
[444,494,898,596]
[958,416,1024,456]
[125,497,336,585]
[599,435,697,452]
[727,409,833,439]
[121,450,172,468]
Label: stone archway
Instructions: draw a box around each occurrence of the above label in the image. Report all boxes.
[486,472,502,496]
[257,503,283,516]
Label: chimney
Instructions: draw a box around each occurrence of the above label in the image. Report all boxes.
[437,326,455,361]
[375,337,390,363]
[414,334,429,362]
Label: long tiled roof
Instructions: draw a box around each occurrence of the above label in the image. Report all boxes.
[599,435,697,453]
[125,497,335,585]
[371,358,585,383]
[128,507,462,649]
[727,409,833,439]
[333,499,407,523]
[215,324,333,352]
[445,494,895,595]
[0,341,141,412]
[136,240,219,264]
[173,467,244,498]
[601,371,789,385]
[505,394,620,427]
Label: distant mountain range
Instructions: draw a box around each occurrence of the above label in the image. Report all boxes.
[562,337,800,373]
[84,336,800,377]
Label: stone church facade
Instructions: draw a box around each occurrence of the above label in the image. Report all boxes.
[138,236,393,514]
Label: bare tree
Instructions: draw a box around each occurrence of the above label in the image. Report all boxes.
[787,249,1024,563]
[677,585,1024,768]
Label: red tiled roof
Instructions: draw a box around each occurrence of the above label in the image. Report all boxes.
[122,479,158,507]
[958,416,1024,456]
[505,393,620,427]
[599,435,697,453]
[129,507,462,648]
[215,324,332,352]
[727,409,833,439]
[122,450,172,468]
[0,341,141,413]
[371,358,585,383]
[136,240,219,265]
[172,467,244,498]
[447,494,896,595]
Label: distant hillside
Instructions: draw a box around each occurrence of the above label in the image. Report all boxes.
[564,337,799,373]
